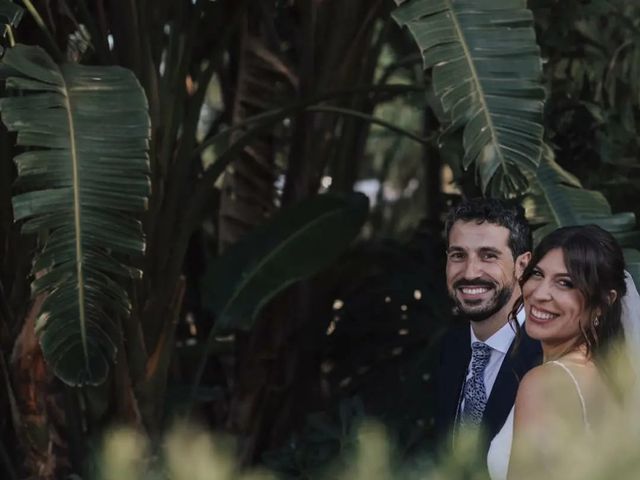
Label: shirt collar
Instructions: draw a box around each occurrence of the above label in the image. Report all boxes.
[469,308,525,354]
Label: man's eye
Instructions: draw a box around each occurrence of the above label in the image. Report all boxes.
[448,252,464,260]
[482,253,497,260]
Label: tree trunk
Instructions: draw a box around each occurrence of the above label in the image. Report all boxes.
[227,0,388,463]
[10,295,69,479]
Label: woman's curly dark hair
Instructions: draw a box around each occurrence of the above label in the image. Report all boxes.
[511,224,627,364]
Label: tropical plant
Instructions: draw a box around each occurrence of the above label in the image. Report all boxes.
[0,1,436,478]
[393,0,640,280]
[529,0,640,247]
[191,192,370,400]
[392,0,546,197]
[204,193,369,334]
[2,44,151,387]
[0,1,637,479]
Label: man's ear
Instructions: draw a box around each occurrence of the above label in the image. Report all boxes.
[515,251,531,278]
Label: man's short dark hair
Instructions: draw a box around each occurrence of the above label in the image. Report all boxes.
[445,197,532,258]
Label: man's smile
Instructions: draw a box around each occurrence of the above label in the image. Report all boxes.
[459,286,491,295]
[453,280,496,302]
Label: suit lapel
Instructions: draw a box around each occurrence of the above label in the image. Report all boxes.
[442,327,471,428]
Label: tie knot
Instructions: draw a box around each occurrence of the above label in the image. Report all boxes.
[471,342,492,365]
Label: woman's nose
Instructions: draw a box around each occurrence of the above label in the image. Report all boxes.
[530,280,553,301]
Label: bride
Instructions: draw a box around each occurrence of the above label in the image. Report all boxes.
[486,224,637,480]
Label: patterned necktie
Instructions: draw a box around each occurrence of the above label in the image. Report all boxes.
[461,341,493,426]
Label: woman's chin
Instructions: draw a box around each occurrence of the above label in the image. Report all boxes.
[524,320,548,341]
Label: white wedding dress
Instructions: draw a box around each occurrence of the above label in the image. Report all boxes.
[486,404,514,480]
[486,271,639,480]
[486,361,590,480]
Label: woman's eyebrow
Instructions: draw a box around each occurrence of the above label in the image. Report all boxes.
[553,272,571,278]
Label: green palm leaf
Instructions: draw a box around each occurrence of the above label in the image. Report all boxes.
[524,145,640,285]
[0,45,151,386]
[392,0,545,197]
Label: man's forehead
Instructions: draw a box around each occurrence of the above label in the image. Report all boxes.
[448,220,511,249]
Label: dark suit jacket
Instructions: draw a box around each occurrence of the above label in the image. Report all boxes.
[434,323,542,456]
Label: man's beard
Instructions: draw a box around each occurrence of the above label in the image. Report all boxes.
[450,279,515,322]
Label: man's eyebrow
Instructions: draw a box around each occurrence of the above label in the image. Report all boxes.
[446,246,505,255]
[478,247,502,254]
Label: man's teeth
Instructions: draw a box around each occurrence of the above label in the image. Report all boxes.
[531,306,555,320]
[461,287,489,294]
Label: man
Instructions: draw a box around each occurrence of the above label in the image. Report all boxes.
[434,198,542,456]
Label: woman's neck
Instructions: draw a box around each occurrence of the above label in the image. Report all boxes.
[543,342,590,364]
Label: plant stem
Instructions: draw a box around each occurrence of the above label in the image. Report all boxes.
[193,84,423,157]
[19,0,64,62]
[305,105,429,145]
[6,27,15,48]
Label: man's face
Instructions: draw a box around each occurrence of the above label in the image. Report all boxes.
[446,221,525,322]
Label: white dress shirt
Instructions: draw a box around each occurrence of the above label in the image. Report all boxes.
[461,309,526,410]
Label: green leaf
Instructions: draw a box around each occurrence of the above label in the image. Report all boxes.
[0,0,23,44]
[524,146,631,239]
[191,193,369,405]
[392,0,546,197]
[203,193,369,332]
[0,45,151,386]
[523,145,640,286]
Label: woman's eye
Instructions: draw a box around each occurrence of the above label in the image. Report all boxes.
[558,279,574,288]
[531,269,543,278]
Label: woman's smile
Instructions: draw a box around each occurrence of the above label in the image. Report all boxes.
[528,305,559,323]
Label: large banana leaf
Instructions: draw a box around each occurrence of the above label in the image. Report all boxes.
[193,193,369,397]
[203,192,369,332]
[392,0,545,197]
[523,145,640,285]
[0,45,151,386]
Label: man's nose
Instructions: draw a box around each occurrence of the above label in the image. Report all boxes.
[463,257,482,278]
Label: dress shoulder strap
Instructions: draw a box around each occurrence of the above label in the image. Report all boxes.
[549,360,591,431]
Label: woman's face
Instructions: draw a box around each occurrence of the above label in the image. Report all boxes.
[523,248,592,349]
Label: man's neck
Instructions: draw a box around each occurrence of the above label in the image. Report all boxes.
[470,299,517,342]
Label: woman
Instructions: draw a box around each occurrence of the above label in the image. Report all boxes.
[487,225,635,480]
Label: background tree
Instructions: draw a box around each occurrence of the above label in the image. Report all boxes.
[0,1,638,479]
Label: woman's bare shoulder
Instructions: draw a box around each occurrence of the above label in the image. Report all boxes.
[515,363,577,414]
[519,362,569,392]
[515,361,595,431]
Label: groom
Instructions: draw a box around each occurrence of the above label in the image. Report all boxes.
[434,198,542,455]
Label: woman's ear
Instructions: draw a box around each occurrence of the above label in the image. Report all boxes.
[595,291,619,317]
